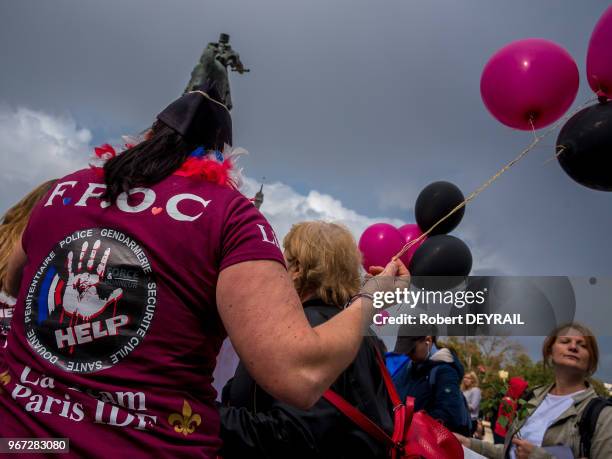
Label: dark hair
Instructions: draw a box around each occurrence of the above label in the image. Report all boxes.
[102,121,201,203]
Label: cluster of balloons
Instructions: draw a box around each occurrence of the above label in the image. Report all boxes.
[480,5,612,191]
[557,6,612,192]
[359,182,472,280]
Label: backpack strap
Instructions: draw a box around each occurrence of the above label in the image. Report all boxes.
[428,364,472,435]
[579,397,612,458]
[322,347,408,453]
[374,349,402,409]
[322,389,394,448]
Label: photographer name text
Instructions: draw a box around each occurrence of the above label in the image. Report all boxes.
[373,313,525,326]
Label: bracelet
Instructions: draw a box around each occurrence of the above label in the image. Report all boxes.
[345,292,374,308]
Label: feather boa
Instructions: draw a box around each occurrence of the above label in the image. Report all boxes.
[174,144,247,190]
[89,137,246,190]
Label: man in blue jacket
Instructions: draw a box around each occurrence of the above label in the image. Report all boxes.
[391,334,472,436]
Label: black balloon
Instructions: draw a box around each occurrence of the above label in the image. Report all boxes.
[409,235,472,289]
[449,277,558,336]
[556,101,612,191]
[415,181,465,234]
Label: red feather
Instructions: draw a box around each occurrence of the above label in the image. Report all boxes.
[174,158,236,189]
[94,144,117,160]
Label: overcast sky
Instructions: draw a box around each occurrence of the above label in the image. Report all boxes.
[1,0,611,379]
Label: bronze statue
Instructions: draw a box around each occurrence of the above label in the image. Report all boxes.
[185,33,249,110]
[253,184,264,210]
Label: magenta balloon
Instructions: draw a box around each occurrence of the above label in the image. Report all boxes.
[587,5,612,99]
[358,223,404,271]
[480,38,579,130]
[397,224,426,267]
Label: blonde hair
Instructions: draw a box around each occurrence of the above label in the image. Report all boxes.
[0,180,56,290]
[542,322,599,376]
[461,371,479,390]
[283,221,362,307]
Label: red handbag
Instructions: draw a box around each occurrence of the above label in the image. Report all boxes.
[323,352,464,459]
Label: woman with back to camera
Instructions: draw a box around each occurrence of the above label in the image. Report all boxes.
[0,84,410,458]
[457,323,612,459]
[220,221,394,458]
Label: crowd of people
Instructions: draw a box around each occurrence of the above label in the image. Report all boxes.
[0,86,610,458]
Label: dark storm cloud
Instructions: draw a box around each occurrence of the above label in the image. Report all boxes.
[1,1,611,318]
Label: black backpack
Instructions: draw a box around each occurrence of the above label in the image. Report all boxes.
[428,365,472,436]
[578,396,612,458]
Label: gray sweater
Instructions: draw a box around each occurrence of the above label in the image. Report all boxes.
[463,387,481,420]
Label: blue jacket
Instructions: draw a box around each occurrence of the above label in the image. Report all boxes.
[391,347,469,435]
[384,352,410,378]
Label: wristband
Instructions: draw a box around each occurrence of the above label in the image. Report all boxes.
[345,292,374,308]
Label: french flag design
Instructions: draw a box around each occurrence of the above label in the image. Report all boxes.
[37,266,65,325]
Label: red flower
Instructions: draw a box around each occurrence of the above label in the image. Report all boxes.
[478,365,486,373]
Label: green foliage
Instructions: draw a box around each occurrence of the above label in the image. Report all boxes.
[516,399,537,423]
[441,336,612,418]
[506,357,554,389]
[440,337,554,419]
[479,378,507,420]
[589,378,611,398]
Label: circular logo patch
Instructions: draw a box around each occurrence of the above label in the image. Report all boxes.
[24,228,157,373]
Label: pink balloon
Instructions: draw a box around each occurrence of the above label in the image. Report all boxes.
[587,5,612,99]
[376,310,390,327]
[358,223,404,271]
[397,224,426,267]
[480,38,579,130]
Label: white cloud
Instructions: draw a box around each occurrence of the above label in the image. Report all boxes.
[0,105,404,246]
[241,176,512,275]
[375,182,420,213]
[0,105,507,275]
[0,105,91,211]
[454,222,516,276]
[240,177,404,244]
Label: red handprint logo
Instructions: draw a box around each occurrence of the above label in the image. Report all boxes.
[62,240,123,320]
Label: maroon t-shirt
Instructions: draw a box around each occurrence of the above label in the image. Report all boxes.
[0,168,285,458]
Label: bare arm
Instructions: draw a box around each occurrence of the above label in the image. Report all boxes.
[217,259,407,409]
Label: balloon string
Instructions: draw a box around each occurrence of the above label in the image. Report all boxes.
[529,117,538,142]
[543,145,568,165]
[393,97,597,261]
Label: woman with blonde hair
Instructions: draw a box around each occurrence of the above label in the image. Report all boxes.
[462,371,482,437]
[220,221,394,458]
[457,322,612,458]
[0,180,55,341]
[0,179,56,292]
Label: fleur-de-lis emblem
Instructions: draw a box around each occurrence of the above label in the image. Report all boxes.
[168,400,202,436]
[0,370,10,395]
